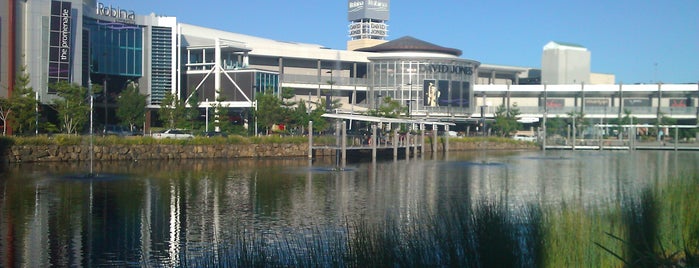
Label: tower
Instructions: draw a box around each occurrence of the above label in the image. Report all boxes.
[541,41,591,85]
[347,0,390,51]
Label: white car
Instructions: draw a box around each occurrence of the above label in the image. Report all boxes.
[512,134,537,142]
[152,129,194,139]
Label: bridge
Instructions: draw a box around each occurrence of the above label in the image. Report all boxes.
[307,114,455,167]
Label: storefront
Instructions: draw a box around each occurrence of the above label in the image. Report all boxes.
[361,36,480,117]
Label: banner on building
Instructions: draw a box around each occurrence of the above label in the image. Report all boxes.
[624,99,650,107]
[585,98,609,107]
[48,0,72,91]
[670,98,692,107]
[541,99,565,108]
[423,80,439,107]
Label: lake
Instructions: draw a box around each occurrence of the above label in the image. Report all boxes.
[1,150,697,267]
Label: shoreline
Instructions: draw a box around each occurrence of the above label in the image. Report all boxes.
[2,141,537,163]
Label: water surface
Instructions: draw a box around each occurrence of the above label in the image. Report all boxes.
[0,150,697,266]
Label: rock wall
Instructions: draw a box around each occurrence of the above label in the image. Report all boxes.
[3,141,536,163]
[6,144,309,163]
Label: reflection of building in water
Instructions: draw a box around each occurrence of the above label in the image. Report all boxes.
[2,152,698,265]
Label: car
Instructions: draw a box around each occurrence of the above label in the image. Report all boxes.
[513,134,537,142]
[203,131,228,138]
[104,125,134,136]
[152,129,194,139]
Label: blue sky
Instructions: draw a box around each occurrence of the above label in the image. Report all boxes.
[114,0,698,84]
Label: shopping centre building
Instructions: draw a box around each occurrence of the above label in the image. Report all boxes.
[1,0,697,133]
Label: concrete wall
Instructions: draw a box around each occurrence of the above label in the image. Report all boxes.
[590,72,615,84]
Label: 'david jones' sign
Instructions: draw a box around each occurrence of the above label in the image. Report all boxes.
[97,2,135,22]
[422,64,473,75]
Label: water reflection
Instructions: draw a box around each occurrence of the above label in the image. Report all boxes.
[0,151,697,266]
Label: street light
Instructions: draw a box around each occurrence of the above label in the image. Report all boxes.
[480,94,488,136]
[35,91,39,135]
[205,98,209,132]
[326,70,333,112]
[406,83,412,118]
[103,76,108,127]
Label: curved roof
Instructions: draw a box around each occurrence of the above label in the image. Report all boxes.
[357,36,462,57]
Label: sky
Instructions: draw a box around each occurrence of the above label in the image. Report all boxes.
[112,0,698,84]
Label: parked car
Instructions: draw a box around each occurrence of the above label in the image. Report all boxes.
[203,131,228,138]
[152,129,194,139]
[104,125,134,136]
[512,134,537,142]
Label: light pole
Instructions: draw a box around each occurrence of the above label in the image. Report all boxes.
[205,98,209,132]
[35,91,39,135]
[543,84,547,150]
[480,94,487,136]
[326,70,333,112]
[406,83,412,118]
[103,77,108,127]
[102,53,108,128]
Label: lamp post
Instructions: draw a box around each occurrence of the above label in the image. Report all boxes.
[205,98,209,132]
[406,83,412,118]
[35,91,39,136]
[103,77,108,127]
[480,94,487,136]
[543,84,547,150]
[326,70,333,112]
[102,52,108,128]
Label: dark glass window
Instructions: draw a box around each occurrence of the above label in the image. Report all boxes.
[83,18,143,77]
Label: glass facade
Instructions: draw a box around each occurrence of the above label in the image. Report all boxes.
[150,26,172,104]
[256,72,279,95]
[370,58,478,115]
[84,18,143,77]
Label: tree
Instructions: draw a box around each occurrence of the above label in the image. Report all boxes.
[0,97,10,136]
[280,87,297,108]
[185,90,200,130]
[254,89,285,134]
[545,116,567,136]
[50,81,89,134]
[211,90,231,132]
[566,111,588,138]
[291,100,309,133]
[367,96,403,118]
[159,92,186,129]
[308,103,329,133]
[611,108,637,138]
[8,65,38,135]
[279,87,300,131]
[116,82,147,132]
[491,104,521,137]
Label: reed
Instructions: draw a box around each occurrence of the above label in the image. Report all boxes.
[149,173,699,267]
